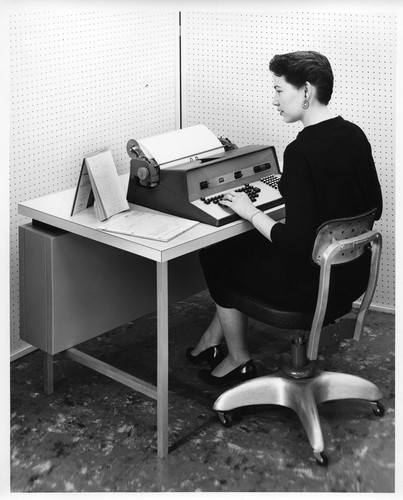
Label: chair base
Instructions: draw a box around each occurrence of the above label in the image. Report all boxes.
[213,370,384,465]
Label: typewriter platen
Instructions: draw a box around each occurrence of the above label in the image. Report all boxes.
[126,125,285,227]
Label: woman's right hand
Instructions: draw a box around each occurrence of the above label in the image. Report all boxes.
[220,191,260,221]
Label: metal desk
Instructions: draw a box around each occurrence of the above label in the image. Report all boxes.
[18,175,284,457]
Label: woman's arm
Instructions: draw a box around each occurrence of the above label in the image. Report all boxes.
[249,210,278,241]
[220,142,318,250]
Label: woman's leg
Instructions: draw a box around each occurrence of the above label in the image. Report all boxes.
[211,304,251,377]
[190,309,224,356]
[192,302,251,376]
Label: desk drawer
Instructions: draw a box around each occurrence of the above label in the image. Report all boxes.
[19,224,206,354]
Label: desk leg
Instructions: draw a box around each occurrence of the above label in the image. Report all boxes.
[44,352,54,395]
[156,261,169,458]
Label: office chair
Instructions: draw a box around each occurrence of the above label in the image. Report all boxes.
[213,209,384,466]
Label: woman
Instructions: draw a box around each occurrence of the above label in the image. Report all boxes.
[186,51,383,386]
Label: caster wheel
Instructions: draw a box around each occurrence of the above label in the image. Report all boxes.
[314,452,329,467]
[218,411,233,428]
[372,401,385,417]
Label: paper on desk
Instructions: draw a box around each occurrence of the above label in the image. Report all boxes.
[97,210,199,242]
[137,124,225,169]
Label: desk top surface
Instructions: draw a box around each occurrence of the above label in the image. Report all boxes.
[18,174,282,262]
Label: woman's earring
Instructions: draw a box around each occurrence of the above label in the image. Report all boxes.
[302,88,310,109]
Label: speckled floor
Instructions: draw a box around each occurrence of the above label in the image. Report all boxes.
[10,290,395,492]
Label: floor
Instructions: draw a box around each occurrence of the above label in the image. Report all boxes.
[10,290,395,493]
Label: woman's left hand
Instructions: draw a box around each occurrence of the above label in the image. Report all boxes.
[220,191,258,221]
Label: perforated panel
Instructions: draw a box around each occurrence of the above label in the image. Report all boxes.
[182,11,395,310]
[10,11,179,356]
[10,10,396,357]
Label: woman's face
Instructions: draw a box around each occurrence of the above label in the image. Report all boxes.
[272,74,305,123]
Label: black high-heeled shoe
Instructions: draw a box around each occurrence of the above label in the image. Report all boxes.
[186,345,223,369]
[199,359,257,387]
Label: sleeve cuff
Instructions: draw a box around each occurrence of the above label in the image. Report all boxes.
[269,222,283,243]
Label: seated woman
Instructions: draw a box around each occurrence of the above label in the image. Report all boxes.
[186,51,383,386]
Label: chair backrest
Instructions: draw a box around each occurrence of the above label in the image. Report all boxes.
[306,209,382,361]
[312,208,377,266]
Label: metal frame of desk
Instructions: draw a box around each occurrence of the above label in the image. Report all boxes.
[18,180,285,458]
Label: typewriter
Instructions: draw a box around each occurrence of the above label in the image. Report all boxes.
[126,124,284,227]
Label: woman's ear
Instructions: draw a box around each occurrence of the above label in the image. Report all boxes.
[304,81,313,99]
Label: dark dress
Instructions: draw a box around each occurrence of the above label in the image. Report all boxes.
[199,116,383,311]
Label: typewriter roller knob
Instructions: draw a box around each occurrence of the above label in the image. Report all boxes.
[127,138,160,188]
[137,166,150,181]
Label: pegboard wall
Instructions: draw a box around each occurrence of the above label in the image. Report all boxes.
[9,10,396,358]
[10,11,179,357]
[181,11,395,312]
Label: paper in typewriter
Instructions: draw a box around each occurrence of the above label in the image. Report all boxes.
[137,124,225,169]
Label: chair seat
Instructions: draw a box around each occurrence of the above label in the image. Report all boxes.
[225,287,353,330]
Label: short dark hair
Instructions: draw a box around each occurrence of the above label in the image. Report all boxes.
[269,51,334,105]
